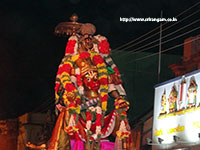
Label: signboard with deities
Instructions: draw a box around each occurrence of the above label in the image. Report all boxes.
[152,70,200,150]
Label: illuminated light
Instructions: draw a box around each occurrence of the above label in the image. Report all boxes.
[158,137,164,144]
[183,111,200,143]
[146,138,152,145]
[153,70,200,149]
[147,137,175,146]
[173,135,180,142]
[173,148,190,150]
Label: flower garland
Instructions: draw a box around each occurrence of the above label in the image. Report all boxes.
[55,35,79,105]
[72,51,109,112]
[89,51,109,111]
[71,51,108,138]
[65,113,79,135]
[53,32,133,149]
[114,97,129,111]
[94,35,124,85]
[55,57,81,116]
[93,35,110,55]
[65,35,79,55]
[98,39,110,55]
[55,34,110,137]
[116,120,131,139]
[85,106,102,136]
[95,106,102,135]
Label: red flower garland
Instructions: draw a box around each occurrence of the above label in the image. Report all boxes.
[62,64,72,74]
[113,66,120,76]
[92,55,104,65]
[76,74,83,86]
[91,53,108,111]
[65,83,76,92]
[101,95,108,103]
[99,78,108,85]
[96,114,102,126]
[86,112,92,121]
[55,83,60,92]
[65,40,76,54]
[68,102,76,108]
[76,97,81,105]
[99,40,110,55]
[79,52,91,59]
[55,66,63,92]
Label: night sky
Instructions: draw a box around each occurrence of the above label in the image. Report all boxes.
[0,0,199,119]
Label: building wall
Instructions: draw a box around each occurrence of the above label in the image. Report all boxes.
[169,35,200,77]
[18,113,47,150]
[132,128,141,150]
[130,35,200,150]
[142,117,152,146]
[131,110,153,150]
[151,34,200,150]
[0,119,18,150]
[141,117,152,150]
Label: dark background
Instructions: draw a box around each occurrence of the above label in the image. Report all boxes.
[0,0,199,119]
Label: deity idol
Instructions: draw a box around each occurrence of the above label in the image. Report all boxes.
[160,90,167,115]
[48,15,133,150]
[168,85,177,113]
[187,77,198,108]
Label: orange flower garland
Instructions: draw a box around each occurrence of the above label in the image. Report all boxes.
[90,51,109,111]
[72,51,109,111]
[55,59,81,114]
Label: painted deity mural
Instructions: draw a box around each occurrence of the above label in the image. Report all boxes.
[159,76,199,117]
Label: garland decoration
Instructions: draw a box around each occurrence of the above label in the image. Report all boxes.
[65,114,79,135]
[65,35,78,55]
[55,57,81,114]
[116,120,131,140]
[71,51,109,112]
[94,35,110,55]
[94,35,123,88]
[98,39,110,55]
[95,106,102,135]
[90,51,109,111]
[114,97,130,111]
